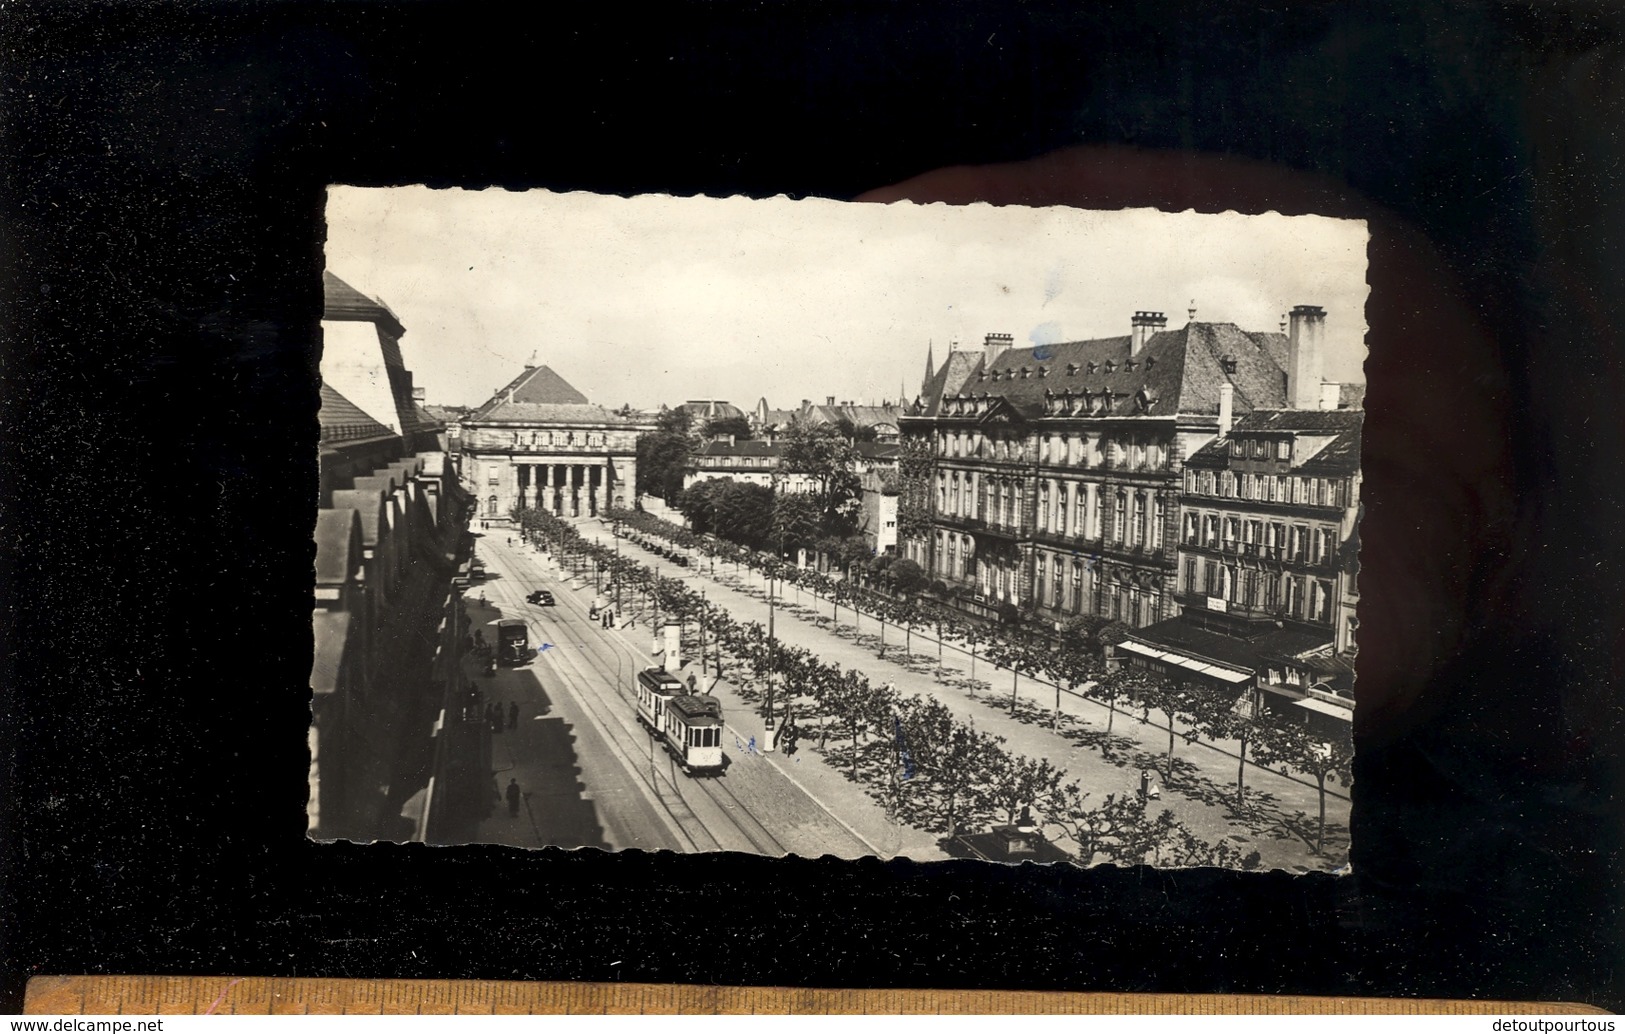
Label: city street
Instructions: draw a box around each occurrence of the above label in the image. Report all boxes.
[442,530,885,859]
[576,509,1350,871]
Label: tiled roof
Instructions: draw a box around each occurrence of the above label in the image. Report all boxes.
[319,383,396,445]
[682,400,747,421]
[469,402,636,427]
[1186,408,1364,472]
[1338,383,1366,410]
[915,350,983,415]
[960,323,1289,421]
[695,440,783,458]
[423,405,470,423]
[468,365,645,427]
[1129,616,1331,674]
[488,365,590,407]
[1229,409,1364,433]
[323,271,405,339]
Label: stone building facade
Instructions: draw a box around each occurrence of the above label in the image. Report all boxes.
[311,273,469,841]
[900,308,1342,628]
[459,365,656,521]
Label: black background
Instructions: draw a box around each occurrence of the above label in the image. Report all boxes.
[4,0,1624,1014]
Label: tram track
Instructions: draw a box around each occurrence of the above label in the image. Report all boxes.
[481,539,776,856]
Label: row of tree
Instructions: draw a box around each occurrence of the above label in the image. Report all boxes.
[607,505,1354,857]
[520,505,1268,867]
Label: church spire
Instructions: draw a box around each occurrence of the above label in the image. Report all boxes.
[922,340,936,394]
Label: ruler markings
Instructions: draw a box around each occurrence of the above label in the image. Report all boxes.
[21,977,1606,1015]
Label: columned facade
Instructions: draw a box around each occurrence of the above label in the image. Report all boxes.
[458,364,656,522]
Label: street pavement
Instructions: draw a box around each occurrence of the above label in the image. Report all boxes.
[452,530,887,860]
[578,512,1350,871]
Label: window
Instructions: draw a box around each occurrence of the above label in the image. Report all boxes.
[1038,484,1051,531]
[1052,556,1064,607]
[1133,493,1147,546]
[1072,561,1085,612]
[1183,557,1197,593]
[1035,561,1046,604]
[1113,491,1127,543]
[1276,439,1290,460]
[961,536,973,577]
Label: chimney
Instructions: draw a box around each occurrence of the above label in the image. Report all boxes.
[984,332,1013,366]
[1130,311,1167,356]
[1188,299,1198,322]
[1287,304,1327,409]
[1319,382,1341,411]
[1218,383,1234,437]
[826,395,836,407]
[411,386,426,402]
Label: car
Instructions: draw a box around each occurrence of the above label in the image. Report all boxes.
[526,590,556,607]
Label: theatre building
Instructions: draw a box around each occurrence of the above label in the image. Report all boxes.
[459,364,657,522]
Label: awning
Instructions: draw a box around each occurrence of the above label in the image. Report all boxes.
[1292,696,1353,720]
[1121,640,1252,683]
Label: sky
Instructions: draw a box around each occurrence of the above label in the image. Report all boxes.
[324,186,1369,411]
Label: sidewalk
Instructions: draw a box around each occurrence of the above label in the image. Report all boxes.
[584,517,1348,870]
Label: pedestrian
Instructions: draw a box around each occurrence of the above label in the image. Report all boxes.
[506,778,521,817]
[507,701,519,729]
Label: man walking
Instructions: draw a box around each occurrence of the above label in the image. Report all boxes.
[507,701,519,729]
[506,778,522,818]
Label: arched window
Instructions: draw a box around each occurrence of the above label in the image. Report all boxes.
[487,495,499,517]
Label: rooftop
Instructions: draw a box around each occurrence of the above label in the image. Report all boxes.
[910,321,1292,422]
[1128,615,1332,675]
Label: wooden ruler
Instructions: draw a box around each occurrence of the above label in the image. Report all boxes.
[23,977,1604,1015]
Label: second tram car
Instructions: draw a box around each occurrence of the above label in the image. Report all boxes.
[635,667,725,776]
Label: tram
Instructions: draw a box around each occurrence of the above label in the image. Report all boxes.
[635,667,725,776]
[495,618,531,666]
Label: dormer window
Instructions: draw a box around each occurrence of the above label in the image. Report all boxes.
[1124,359,1137,372]
[1037,366,1048,378]
[1104,360,1116,374]
[1019,367,1031,379]
[1144,355,1156,371]
[1086,361,1098,374]
[1221,355,1238,374]
[1004,369,1015,381]
[1066,363,1079,375]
